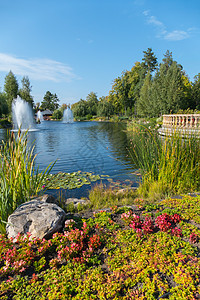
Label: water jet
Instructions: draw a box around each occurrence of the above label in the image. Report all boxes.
[12,96,36,131]
[36,110,44,123]
[63,107,74,123]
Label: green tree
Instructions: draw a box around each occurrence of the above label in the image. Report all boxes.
[0,92,8,117]
[4,71,19,112]
[52,109,63,120]
[136,72,155,116]
[151,60,185,114]
[52,93,60,110]
[97,96,114,118]
[71,99,88,118]
[161,50,173,70]
[41,91,60,111]
[192,73,200,110]
[19,76,34,107]
[142,48,158,73]
[128,62,146,115]
[108,72,132,114]
[86,92,99,116]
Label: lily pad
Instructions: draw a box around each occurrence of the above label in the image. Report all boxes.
[43,171,107,190]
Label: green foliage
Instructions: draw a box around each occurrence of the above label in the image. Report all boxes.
[0,194,200,299]
[0,130,54,233]
[192,73,200,109]
[86,92,98,116]
[141,47,158,73]
[45,171,102,190]
[41,91,60,111]
[18,76,34,107]
[4,71,19,112]
[97,96,114,118]
[0,93,8,117]
[51,109,63,120]
[88,183,137,209]
[129,124,200,200]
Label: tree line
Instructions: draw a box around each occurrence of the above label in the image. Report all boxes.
[0,71,60,118]
[1,48,200,120]
[72,48,200,119]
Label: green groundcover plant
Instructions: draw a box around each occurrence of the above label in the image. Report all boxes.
[0,194,199,299]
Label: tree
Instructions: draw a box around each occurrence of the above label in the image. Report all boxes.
[136,72,154,116]
[192,73,200,110]
[128,62,146,114]
[162,50,173,70]
[108,72,133,114]
[0,92,8,117]
[41,91,60,111]
[71,99,88,118]
[4,71,19,112]
[86,92,99,116]
[19,76,34,107]
[52,93,60,110]
[97,96,114,118]
[142,48,158,73]
[52,109,63,120]
[151,60,185,114]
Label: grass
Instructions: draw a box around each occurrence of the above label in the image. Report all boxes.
[0,130,54,233]
[128,123,200,200]
[88,182,137,209]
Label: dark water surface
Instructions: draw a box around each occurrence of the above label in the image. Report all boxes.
[0,121,139,197]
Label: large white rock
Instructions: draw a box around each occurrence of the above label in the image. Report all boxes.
[6,199,66,241]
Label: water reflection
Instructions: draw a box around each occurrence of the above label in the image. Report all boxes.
[0,121,139,187]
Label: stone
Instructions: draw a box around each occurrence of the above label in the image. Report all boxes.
[65,198,88,207]
[6,200,66,241]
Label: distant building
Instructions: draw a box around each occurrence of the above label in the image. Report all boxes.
[41,109,53,120]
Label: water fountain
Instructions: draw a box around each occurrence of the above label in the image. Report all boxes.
[63,107,74,123]
[36,110,44,123]
[12,96,36,131]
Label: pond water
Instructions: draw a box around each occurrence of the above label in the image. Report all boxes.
[0,121,139,197]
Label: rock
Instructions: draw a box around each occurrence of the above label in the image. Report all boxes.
[65,198,88,207]
[116,187,137,195]
[6,200,66,241]
[41,194,57,204]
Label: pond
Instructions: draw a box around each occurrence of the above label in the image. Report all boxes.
[0,121,139,197]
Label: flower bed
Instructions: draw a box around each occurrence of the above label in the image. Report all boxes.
[0,194,200,299]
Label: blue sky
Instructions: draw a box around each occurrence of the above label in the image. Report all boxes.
[0,0,199,105]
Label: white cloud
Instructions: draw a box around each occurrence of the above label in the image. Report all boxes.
[143,10,190,41]
[0,53,77,82]
[164,30,189,41]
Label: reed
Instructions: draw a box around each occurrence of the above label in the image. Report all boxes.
[129,125,200,200]
[0,130,54,233]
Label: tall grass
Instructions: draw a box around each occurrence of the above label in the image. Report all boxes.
[0,130,54,233]
[129,125,200,200]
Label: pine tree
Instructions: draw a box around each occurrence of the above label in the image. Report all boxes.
[136,72,153,116]
[4,71,19,112]
[142,48,158,73]
[19,76,34,107]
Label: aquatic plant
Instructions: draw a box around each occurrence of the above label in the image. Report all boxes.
[0,130,54,233]
[129,124,200,199]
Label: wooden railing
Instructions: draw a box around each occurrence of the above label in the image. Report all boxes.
[163,114,200,128]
